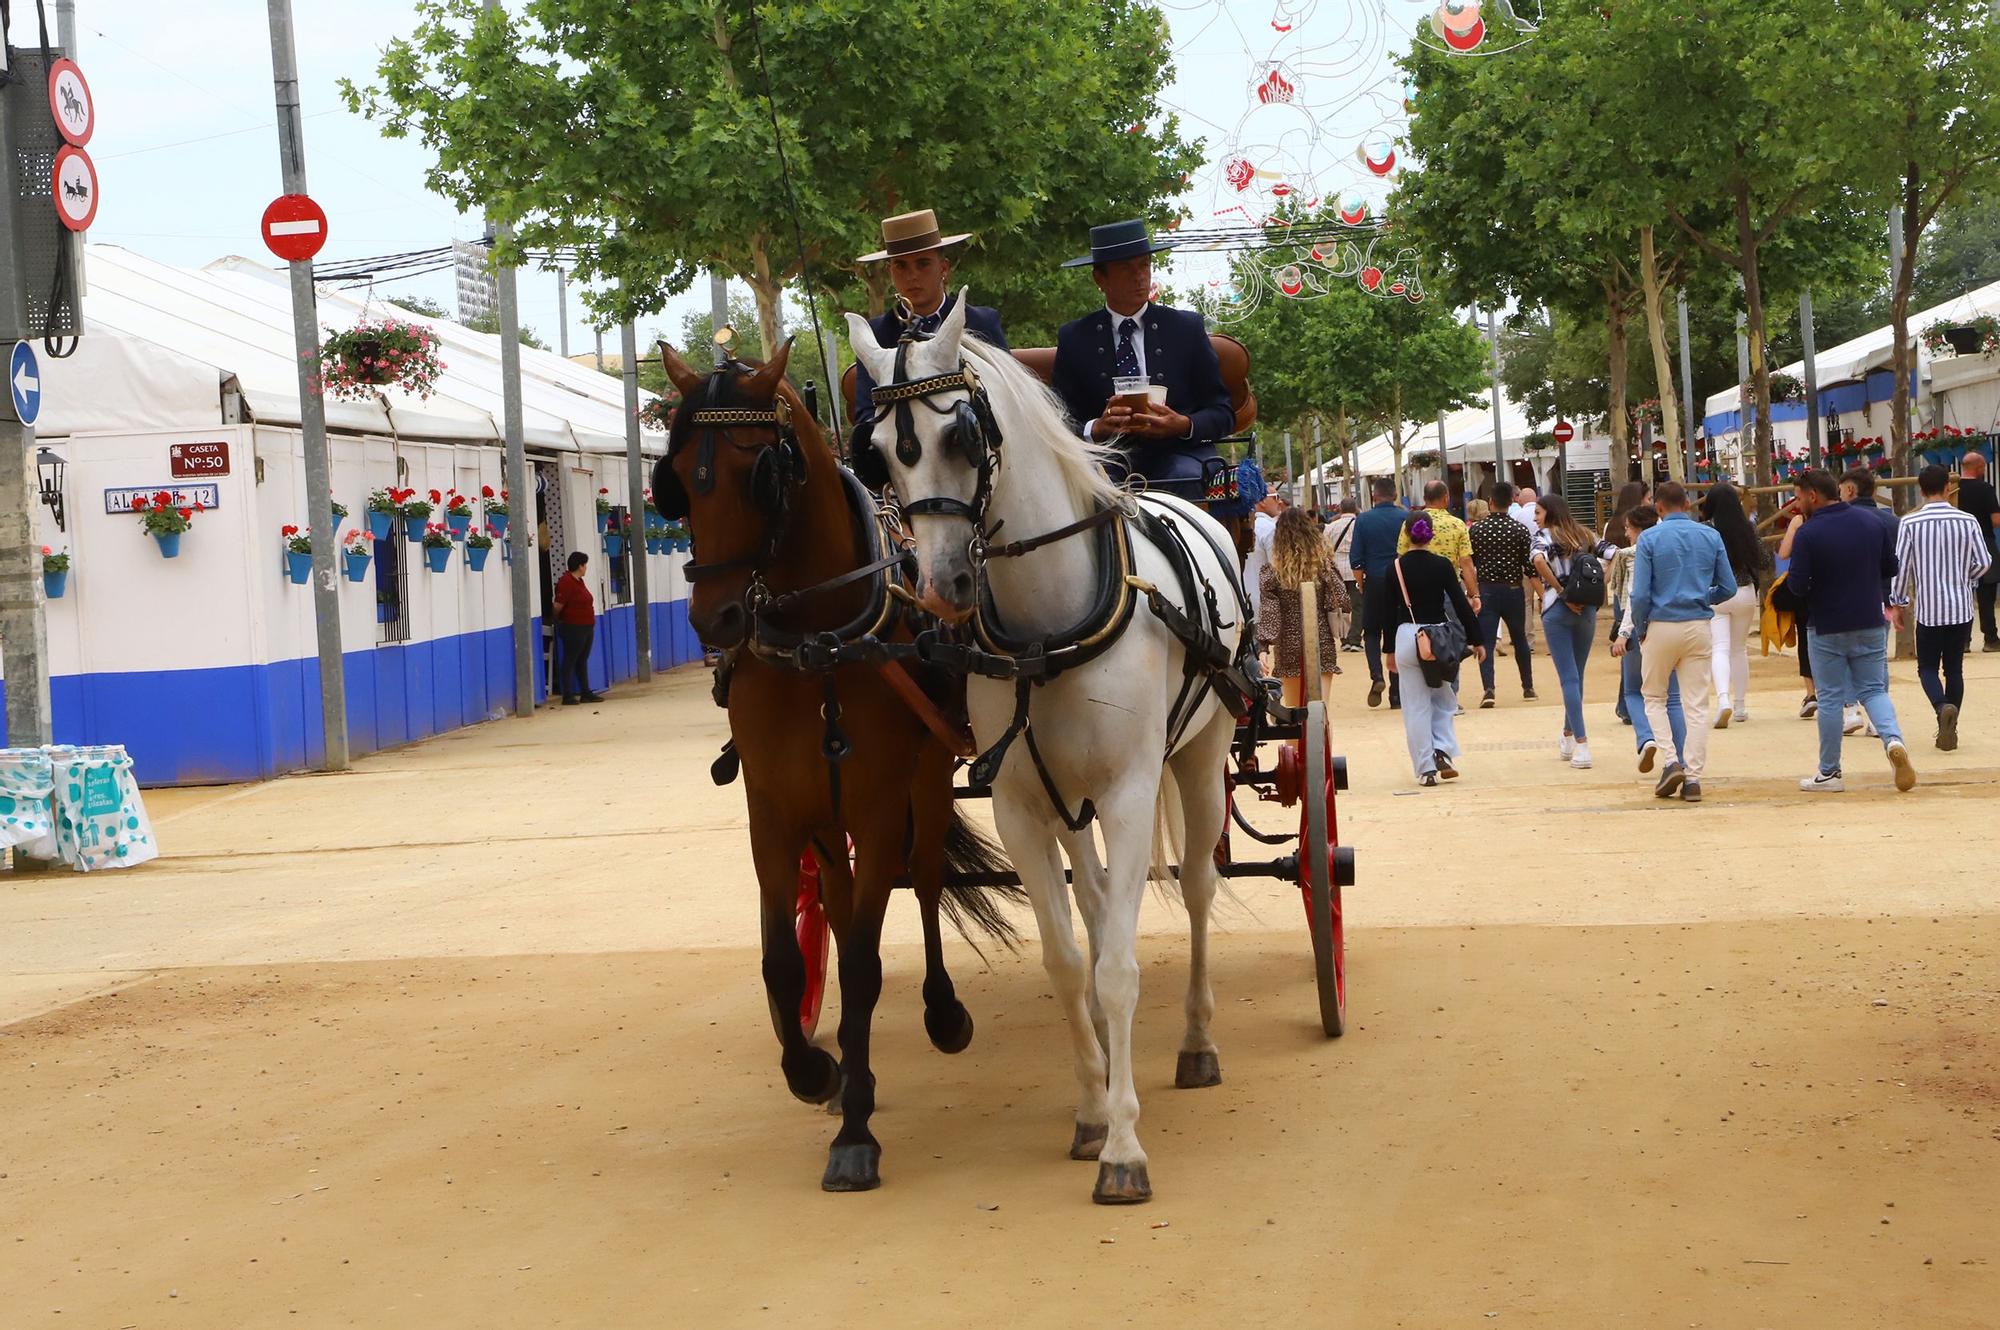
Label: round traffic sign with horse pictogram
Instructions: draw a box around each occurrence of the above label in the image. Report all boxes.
[48,58,94,147]
[53,145,98,231]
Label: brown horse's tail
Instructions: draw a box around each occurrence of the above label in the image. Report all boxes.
[940,811,1026,954]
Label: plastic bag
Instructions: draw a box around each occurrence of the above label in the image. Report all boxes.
[47,745,158,871]
[0,748,58,860]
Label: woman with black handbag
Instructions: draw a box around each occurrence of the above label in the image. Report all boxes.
[1387,512,1486,786]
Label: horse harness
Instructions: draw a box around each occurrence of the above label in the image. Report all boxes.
[863,342,1263,832]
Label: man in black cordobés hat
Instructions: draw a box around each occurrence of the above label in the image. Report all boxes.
[1050,219,1235,492]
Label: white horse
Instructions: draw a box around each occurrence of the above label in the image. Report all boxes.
[847,294,1245,1204]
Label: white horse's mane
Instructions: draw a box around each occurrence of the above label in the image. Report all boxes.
[957,336,1132,517]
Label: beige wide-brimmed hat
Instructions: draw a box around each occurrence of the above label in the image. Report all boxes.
[856,209,973,263]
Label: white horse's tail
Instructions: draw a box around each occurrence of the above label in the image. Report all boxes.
[1149,765,1187,903]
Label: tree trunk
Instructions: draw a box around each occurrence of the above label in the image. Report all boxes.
[1637,226,1684,483]
[1605,281,1631,484]
[860,265,891,318]
[1735,185,1773,488]
[1391,386,1405,494]
[747,235,784,355]
[1889,158,1922,482]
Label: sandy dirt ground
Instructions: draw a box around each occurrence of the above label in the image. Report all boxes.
[3,645,1997,1327]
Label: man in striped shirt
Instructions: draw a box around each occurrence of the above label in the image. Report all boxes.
[1891,464,1993,751]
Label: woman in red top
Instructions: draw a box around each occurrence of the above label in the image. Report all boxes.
[552,551,602,704]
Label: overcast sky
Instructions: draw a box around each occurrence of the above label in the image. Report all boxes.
[68,1,1447,352]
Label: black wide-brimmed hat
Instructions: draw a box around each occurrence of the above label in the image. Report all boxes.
[1060,219,1176,269]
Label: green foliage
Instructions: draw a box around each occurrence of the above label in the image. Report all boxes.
[390,295,452,320]
[343,0,1199,353]
[464,312,550,351]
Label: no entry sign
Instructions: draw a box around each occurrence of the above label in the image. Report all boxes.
[48,58,94,147]
[52,145,98,231]
[261,194,328,262]
[1552,419,1575,445]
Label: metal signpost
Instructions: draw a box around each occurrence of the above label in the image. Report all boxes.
[264,1,348,771]
[621,318,651,683]
[1487,308,1506,475]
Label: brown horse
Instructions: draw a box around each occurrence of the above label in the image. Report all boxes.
[653,340,1017,1192]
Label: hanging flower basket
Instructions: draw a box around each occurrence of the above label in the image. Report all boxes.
[465,526,495,572]
[341,529,372,582]
[1768,373,1804,404]
[130,490,200,559]
[595,487,612,532]
[665,519,690,553]
[399,488,437,542]
[645,523,668,556]
[365,488,397,541]
[443,489,474,538]
[481,485,509,538]
[1921,315,2000,359]
[637,393,677,432]
[41,546,67,599]
[280,525,314,585]
[605,530,626,559]
[320,319,446,399]
[421,522,454,573]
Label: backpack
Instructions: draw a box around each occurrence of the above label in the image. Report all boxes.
[1560,545,1607,607]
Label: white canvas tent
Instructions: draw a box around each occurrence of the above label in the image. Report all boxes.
[1309,389,1543,490]
[38,245,663,453]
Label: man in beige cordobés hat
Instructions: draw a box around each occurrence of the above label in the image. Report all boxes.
[849,209,1009,460]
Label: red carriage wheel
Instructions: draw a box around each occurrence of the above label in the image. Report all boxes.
[1297,701,1346,1037]
[794,851,834,1041]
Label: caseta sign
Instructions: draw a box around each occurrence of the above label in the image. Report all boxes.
[102,483,221,513]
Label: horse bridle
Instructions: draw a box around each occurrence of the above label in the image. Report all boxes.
[672,362,805,587]
[864,337,1003,536]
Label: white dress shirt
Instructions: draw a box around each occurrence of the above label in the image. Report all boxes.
[1508,500,1539,533]
[1323,513,1357,581]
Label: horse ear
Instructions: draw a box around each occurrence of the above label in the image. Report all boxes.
[941,286,970,344]
[659,342,705,396]
[845,312,889,380]
[746,337,793,399]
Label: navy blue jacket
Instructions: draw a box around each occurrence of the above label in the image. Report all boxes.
[1051,304,1235,482]
[1788,500,1900,636]
[1349,500,1409,580]
[850,295,1007,456]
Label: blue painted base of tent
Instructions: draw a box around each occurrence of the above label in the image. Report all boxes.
[0,600,701,787]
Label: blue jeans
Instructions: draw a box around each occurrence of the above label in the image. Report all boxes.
[1620,643,1685,754]
[1477,582,1533,694]
[1807,625,1902,774]
[1542,602,1598,741]
[1393,624,1459,778]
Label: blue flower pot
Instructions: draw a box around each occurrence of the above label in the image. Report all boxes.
[487,511,509,538]
[154,532,181,560]
[596,509,610,533]
[447,512,472,539]
[368,510,393,541]
[344,552,371,583]
[403,513,427,543]
[605,533,625,558]
[644,536,661,555]
[674,537,690,554]
[467,545,491,572]
[43,569,66,599]
[425,545,452,573]
[285,550,313,585]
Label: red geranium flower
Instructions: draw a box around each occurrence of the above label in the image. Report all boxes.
[599,487,609,495]
[281,525,299,537]
[178,508,194,521]
[428,489,442,504]
[131,494,149,510]
[481,484,495,499]
[154,490,174,506]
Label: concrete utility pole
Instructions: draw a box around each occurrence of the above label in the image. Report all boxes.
[56,0,76,54]
[555,267,569,359]
[709,271,729,365]
[1677,289,1698,480]
[1801,289,1823,471]
[1282,430,1294,501]
[620,319,651,683]
[484,0,533,719]
[1486,309,1505,475]
[267,0,348,770]
[594,326,604,373]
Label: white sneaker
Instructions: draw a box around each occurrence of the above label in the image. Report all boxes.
[1799,770,1846,792]
[1559,734,1576,760]
[1570,743,1593,770]
[1886,740,1917,792]
[1713,705,1733,729]
[1735,705,1750,724]
[1842,706,1865,736]
[1637,740,1659,774]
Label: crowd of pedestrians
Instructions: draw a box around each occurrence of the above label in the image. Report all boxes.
[1251,458,2000,794]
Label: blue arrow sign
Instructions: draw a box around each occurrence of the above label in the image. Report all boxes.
[10,341,40,426]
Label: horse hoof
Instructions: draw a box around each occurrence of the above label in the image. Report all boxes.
[787,1048,843,1106]
[1069,1121,1108,1161]
[1174,1050,1222,1089]
[821,1142,882,1192]
[925,1002,975,1055]
[1092,1161,1152,1205]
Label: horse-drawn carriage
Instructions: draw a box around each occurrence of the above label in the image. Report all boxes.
[653,300,1352,1204]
